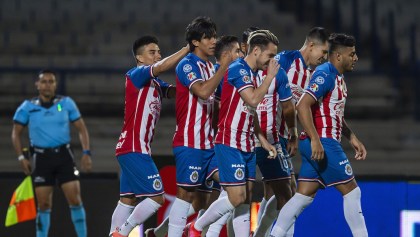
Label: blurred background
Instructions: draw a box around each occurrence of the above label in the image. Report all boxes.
[0,0,419,236]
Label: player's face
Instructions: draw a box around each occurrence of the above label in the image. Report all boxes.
[341,46,358,72]
[36,73,56,98]
[309,41,329,66]
[256,42,277,71]
[139,43,162,65]
[195,36,217,57]
[229,42,243,60]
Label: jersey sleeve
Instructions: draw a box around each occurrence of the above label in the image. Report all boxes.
[13,101,30,126]
[275,52,292,71]
[304,71,334,101]
[228,66,253,93]
[65,97,82,122]
[126,65,154,89]
[176,61,203,89]
[275,68,292,102]
[155,78,173,99]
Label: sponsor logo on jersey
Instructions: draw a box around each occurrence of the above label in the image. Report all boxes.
[242,75,251,83]
[149,99,161,116]
[309,83,319,92]
[187,72,197,81]
[183,64,192,73]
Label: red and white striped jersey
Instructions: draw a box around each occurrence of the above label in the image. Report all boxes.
[173,53,216,149]
[304,62,347,141]
[255,69,292,144]
[215,58,257,152]
[275,50,312,139]
[116,65,172,156]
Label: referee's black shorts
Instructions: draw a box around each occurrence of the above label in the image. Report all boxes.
[30,144,80,187]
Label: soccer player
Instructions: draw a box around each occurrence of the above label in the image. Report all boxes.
[269,33,368,237]
[168,16,233,237]
[11,69,92,237]
[109,36,189,237]
[184,29,280,237]
[256,26,330,236]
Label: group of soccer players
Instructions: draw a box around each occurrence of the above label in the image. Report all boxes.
[109,16,369,237]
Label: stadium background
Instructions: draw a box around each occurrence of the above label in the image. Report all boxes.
[0,0,419,236]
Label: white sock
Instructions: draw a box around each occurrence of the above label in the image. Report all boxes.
[197,209,206,219]
[168,198,191,237]
[270,193,313,237]
[285,223,295,237]
[195,196,235,231]
[232,204,250,236]
[257,197,268,225]
[109,201,135,236]
[254,196,278,237]
[343,187,368,237]
[118,198,161,236]
[153,204,195,237]
[205,210,232,237]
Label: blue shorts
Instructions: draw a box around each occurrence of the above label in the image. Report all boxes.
[173,146,214,188]
[117,152,164,197]
[215,144,256,186]
[298,138,355,187]
[197,154,220,192]
[279,137,295,174]
[256,142,290,181]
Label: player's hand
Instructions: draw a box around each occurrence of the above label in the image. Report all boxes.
[266,59,280,80]
[219,51,234,67]
[287,135,298,157]
[263,143,277,159]
[20,159,32,176]
[349,135,367,160]
[81,154,92,173]
[310,138,324,161]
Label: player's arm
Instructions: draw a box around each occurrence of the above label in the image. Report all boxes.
[190,52,232,100]
[73,118,92,172]
[152,45,190,76]
[296,94,324,161]
[11,123,31,175]
[254,115,277,158]
[280,99,298,156]
[240,59,279,107]
[343,119,367,160]
[166,86,176,99]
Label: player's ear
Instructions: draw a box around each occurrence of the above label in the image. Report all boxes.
[192,39,200,48]
[135,54,143,63]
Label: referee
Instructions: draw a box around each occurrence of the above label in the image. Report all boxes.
[11,69,92,237]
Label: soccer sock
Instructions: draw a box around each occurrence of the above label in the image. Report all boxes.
[254,196,278,237]
[270,193,313,237]
[285,223,295,237]
[70,204,87,237]
[36,209,51,237]
[118,198,161,236]
[168,198,191,237]
[205,210,232,237]
[257,197,268,224]
[232,204,250,236]
[153,204,195,237]
[343,187,368,237]
[109,201,135,236]
[195,196,235,231]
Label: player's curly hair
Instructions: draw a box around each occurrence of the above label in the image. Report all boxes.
[247,29,279,54]
[185,16,217,51]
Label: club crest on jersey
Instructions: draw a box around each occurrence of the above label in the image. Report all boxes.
[345,164,353,176]
[205,179,214,189]
[187,72,197,81]
[309,83,319,92]
[190,171,199,183]
[242,75,251,83]
[183,64,192,73]
[315,76,325,84]
[239,69,248,76]
[234,168,244,180]
[153,179,163,191]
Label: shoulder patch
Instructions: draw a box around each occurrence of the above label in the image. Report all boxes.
[315,76,325,85]
[183,64,192,73]
[309,83,319,92]
[187,72,197,81]
[239,69,248,76]
[242,75,251,83]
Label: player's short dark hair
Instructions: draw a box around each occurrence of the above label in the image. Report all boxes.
[132,35,159,57]
[215,35,239,60]
[38,69,56,77]
[328,33,356,53]
[185,16,217,50]
[242,26,260,44]
[247,30,279,54]
[306,27,330,44]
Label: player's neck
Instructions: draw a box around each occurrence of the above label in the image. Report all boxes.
[39,94,55,103]
[299,47,311,67]
[244,56,257,72]
[193,49,209,61]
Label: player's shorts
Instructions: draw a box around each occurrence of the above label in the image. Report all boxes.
[197,154,219,193]
[298,137,355,187]
[256,142,291,181]
[279,137,295,174]
[173,146,214,188]
[117,152,164,197]
[31,144,79,187]
[215,144,256,186]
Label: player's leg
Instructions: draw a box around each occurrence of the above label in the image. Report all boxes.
[35,186,53,237]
